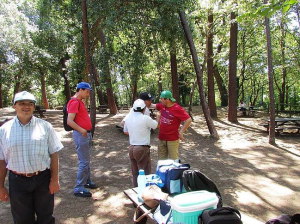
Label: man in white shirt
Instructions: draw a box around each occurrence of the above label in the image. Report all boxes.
[0,91,63,224]
[123,99,158,187]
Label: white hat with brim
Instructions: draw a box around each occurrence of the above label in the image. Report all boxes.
[14,91,37,104]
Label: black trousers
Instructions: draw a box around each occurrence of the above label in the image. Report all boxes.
[9,169,55,224]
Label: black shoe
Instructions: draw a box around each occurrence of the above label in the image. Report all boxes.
[84,183,98,189]
[74,190,92,197]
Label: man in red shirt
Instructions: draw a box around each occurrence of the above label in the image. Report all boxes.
[67,82,98,197]
[156,90,192,160]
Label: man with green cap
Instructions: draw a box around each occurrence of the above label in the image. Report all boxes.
[156,90,192,160]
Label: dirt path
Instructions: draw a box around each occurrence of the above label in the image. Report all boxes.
[0,107,299,224]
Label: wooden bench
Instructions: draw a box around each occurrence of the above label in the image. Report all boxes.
[275,126,300,135]
[34,105,46,118]
[98,105,109,113]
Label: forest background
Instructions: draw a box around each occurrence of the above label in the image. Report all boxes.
[1,0,300,143]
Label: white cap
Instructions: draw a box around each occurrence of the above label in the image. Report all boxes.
[133,99,146,111]
[13,91,37,104]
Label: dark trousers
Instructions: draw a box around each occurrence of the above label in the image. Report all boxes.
[129,145,151,187]
[9,169,55,224]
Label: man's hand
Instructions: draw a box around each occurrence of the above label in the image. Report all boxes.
[179,132,185,141]
[81,129,88,137]
[49,179,60,194]
[0,186,9,202]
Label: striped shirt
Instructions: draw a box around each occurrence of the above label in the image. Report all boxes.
[0,116,63,173]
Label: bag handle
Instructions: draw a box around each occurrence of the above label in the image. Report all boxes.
[133,204,153,223]
[208,207,241,219]
[290,214,300,224]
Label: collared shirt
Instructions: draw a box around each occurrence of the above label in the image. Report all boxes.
[0,116,63,173]
[123,112,158,145]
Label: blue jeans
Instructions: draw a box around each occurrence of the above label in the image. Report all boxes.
[9,169,54,224]
[73,130,93,193]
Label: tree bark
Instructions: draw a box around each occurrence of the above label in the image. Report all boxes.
[60,56,71,101]
[280,18,286,111]
[188,79,198,119]
[264,0,276,144]
[40,71,49,109]
[213,64,228,106]
[227,11,238,123]
[99,29,118,114]
[179,11,219,139]
[81,0,97,135]
[170,46,180,103]
[207,10,217,117]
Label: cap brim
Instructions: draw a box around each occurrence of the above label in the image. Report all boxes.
[170,98,176,102]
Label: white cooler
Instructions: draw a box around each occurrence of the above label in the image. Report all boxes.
[170,190,219,224]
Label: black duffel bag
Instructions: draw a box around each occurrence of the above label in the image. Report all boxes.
[199,207,243,224]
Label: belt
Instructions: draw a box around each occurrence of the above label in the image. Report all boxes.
[10,169,48,177]
[131,145,150,148]
[87,130,91,133]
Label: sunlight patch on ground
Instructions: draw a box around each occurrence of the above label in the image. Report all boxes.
[236,190,263,205]
[258,178,294,196]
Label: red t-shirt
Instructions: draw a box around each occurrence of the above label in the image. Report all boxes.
[156,103,190,141]
[67,98,92,131]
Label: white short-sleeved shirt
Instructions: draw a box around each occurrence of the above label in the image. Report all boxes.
[0,116,64,173]
[123,111,157,146]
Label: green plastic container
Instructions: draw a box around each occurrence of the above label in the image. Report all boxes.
[170,190,218,224]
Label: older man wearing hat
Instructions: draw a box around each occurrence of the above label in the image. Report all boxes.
[0,91,63,223]
[156,90,192,160]
[67,82,98,197]
[123,99,158,187]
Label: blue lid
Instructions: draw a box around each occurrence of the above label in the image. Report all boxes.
[139,169,145,175]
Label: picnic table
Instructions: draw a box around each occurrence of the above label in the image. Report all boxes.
[238,107,257,117]
[98,105,109,113]
[260,117,300,134]
[34,105,46,118]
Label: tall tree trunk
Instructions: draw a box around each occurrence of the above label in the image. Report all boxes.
[280,17,286,111]
[14,73,21,96]
[179,11,219,139]
[213,65,228,106]
[60,56,71,101]
[227,11,238,123]
[131,80,138,106]
[188,79,198,119]
[158,74,163,95]
[170,45,180,103]
[207,9,217,117]
[81,0,97,135]
[264,0,276,144]
[40,71,49,109]
[99,29,118,114]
